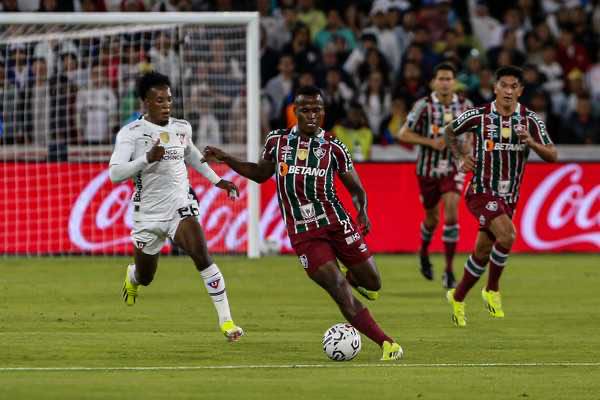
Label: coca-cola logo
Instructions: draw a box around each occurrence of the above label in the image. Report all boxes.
[521,164,600,250]
[68,169,291,253]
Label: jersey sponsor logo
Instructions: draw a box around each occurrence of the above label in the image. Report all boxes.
[485,140,526,152]
[300,203,316,220]
[299,254,308,269]
[297,148,308,161]
[313,147,326,159]
[455,108,479,126]
[280,145,293,161]
[287,165,327,177]
[278,162,289,176]
[159,131,170,143]
[162,148,184,160]
[485,201,498,212]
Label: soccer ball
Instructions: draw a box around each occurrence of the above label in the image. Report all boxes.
[322,323,361,361]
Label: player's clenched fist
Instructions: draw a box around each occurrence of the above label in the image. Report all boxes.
[146,139,165,163]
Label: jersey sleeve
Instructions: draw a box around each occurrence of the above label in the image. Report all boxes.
[527,111,553,145]
[260,130,280,162]
[451,107,483,136]
[331,137,354,173]
[406,98,428,134]
[109,126,136,166]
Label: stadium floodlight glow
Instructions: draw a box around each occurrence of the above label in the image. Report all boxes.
[0,12,261,258]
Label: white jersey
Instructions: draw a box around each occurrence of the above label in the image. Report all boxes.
[109,117,196,222]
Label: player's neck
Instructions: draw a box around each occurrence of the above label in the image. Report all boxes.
[436,92,453,105]
[145,114,169,126]
[495,101,517,117]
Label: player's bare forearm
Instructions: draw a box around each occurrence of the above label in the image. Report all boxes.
[339,170,367,214]
[444,125,465,159]
[531,142,558,163]
[399,124,436,147]
[224,156,274,183]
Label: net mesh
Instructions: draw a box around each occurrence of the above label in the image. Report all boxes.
[0,23,250,255]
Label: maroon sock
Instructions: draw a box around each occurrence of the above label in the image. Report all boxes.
[487,244,510,291]
[350,307,393,346]
[453,255,489,302]
[443,241,456,273]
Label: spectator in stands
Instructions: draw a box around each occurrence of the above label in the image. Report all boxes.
[556,28,591,75]
[587,49,600,111]
[520,64,544,106]
[561,68,589,119]
[386,1,411,63]
[258,0,285,51]
[315,8,356,51]
[359,70,391,135]
[419,0,451,43]
[468,67,494,106]
[524,31,544,65]
[7,43,30,90]
[458,50,484,93]
[528,89,560,143]
[343,3,363,40]
[264,53,295,129]
[409,25,440,78]
[120,0,145,11]
[435,28,473,70]
[379,95,409,145]
[297,0,326,41]
[364,1,402,75]
[343,32,378,79]
[281,23,320,74]
[393,61,427,105]
[332,101,373,161]
[149,31,181,89]
[357,47,390,89]
[538,45,565,113]
[562,95,598,144]
[1,0,20,11]
[260,24,281,88]
[76,62,118,144]
[321,67,353,131]
[487,29,525,70]
[500,7,526,52]
[468,0,502,50]
[29,57,51,146]
[268,2,299,52]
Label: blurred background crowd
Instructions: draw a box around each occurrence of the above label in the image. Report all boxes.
[0,0,599,161]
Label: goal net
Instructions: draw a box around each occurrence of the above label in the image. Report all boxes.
[0,13,261,257]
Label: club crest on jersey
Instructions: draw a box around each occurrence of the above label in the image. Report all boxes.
[299,255,308,269]
[485,201,498,211]
[208,279,221,289]
[313,147,326,159]
[297,148,308,161]
[278,162,289,176]
[159,131,170,143]
[176,132,186,145]
[136,241,147,249]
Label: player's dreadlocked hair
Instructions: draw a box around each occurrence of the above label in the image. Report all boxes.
[136,71,171,100]
[294,85,323,101]
[495,65,524,84]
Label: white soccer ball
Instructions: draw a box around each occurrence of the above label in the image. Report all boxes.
[322,323,362,361]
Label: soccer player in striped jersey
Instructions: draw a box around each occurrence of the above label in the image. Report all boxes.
[399,62,473,289]
[109,72,244,341]
[443,66,557,327]
[204,85,403,360]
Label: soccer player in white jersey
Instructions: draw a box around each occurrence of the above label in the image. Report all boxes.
[108,72,243,341]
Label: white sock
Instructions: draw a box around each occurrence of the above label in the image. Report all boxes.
[128,264,139,285]
[200,264,232,325]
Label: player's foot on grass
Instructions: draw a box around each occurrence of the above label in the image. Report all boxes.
[381,341,403,361]
[419,254,434,280]
[482,288,504,318]
[122,264,138,306]
[447,289,466,327]
[220,320,244,342]
[339,264,379,301]
[442,271,456,289]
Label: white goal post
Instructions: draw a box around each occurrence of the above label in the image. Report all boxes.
[0,12,261,258]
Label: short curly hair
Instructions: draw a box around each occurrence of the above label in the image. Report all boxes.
[136,71,171,100]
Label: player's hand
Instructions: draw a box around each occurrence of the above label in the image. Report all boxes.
[517,127,534,146]
[203,146,228,162]
[430,138,446,151]
[146,139,165,163]
[216,179,239,200]
[357,210,371,236]
[458,154,476,173]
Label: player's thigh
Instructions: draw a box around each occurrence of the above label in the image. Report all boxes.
[293,237,337,277]
[418,176,442,211]
[441,191,461,223]
[131,221,165,274]
[473,231,495,260]
[173,216,213,268]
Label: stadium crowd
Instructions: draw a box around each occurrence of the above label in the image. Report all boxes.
[0,0,599,159]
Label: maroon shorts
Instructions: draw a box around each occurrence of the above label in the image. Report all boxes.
[465,191,516,239]
[289,220,372,276]
[417,173,464,209]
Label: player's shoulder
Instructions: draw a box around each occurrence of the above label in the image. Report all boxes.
[327,133,350,152]
[459,96,474,108]
[265,128,288,141]
[524,107,543,121]
[171,117,192,129]
[118,118,146,136]
[412,96,430,109]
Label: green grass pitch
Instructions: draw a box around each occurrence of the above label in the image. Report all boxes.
[0,254,599,399]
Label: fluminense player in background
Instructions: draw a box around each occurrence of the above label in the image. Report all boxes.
[444,66,557,327]
[108,71,244,341]
[204,86,403,361]
[399,62,473,289]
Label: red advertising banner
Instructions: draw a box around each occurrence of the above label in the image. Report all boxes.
[0,162,598,254]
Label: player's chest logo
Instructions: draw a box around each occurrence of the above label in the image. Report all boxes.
[280,145,293,161]
[297,148,309,161]
[313,146,326,160]
[501,119,512,139]
[159,131,170,143]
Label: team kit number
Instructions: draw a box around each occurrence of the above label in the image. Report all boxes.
[341,220,353,234]
[177,204,200,219]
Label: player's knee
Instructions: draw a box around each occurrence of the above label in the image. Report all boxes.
[498,230,516,248]
[426,213,439,227]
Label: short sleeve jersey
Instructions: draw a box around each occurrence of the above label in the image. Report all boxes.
[451,101,553,204]
[262,126,354,235]
[109,117,195,221]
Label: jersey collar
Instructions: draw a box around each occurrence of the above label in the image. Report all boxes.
[289,125,325,139]
[491,100,522,116]
[431,92,458,104]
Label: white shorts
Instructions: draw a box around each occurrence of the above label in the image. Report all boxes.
[131,202,199,255]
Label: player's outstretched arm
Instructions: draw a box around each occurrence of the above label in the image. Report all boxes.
[398,123,446,151]
[185,144,239,196]
[339,169,371,235]
[444,125,475,172]
[203,146,275,184]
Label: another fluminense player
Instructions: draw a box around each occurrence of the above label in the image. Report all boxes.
[204,86,403,361]
[444,66,557,327]
[108,71,244,341]
[399,63,473,289]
